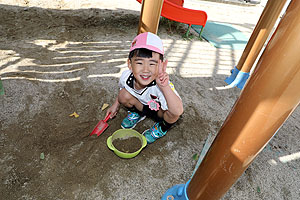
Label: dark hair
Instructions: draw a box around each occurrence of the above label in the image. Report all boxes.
[129,48,164,61]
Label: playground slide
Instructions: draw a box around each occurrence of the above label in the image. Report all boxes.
[136,0,207,27]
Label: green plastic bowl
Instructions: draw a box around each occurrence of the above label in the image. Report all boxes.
[107,129,147,159]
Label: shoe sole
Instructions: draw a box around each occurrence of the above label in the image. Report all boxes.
[121,115,146,129]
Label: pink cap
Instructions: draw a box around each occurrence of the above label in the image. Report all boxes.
[130,32,164,55]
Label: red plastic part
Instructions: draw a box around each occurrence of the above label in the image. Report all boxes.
[136,0,207,27]
[90,113,111,136]
[167,0,184,6]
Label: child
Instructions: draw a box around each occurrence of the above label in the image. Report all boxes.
[106,32,183,143]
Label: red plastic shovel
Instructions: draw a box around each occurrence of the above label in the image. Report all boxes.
[90,113,111,136]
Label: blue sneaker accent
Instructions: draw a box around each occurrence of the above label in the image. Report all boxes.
[121,111,146,129]
[143,122,167,144]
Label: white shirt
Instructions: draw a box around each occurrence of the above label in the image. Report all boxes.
[119,70,180,111]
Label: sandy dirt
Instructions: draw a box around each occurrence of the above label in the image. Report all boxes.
[0,0,299,199]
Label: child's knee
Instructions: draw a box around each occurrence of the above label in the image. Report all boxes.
[163,110,181,123]
[118,89,131,106]
[118,89,139,108]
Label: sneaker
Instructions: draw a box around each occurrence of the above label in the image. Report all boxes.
[121,111,146,129]
[143,122,167,144]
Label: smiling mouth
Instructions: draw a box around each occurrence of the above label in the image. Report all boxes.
[140,75,151,80]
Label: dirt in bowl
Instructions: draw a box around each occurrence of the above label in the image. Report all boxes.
[112,137,142,153]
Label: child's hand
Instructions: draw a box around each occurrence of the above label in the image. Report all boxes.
[156,60,169,88]
[106,101,120,119]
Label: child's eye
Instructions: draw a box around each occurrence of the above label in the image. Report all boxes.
[136,62,142,65]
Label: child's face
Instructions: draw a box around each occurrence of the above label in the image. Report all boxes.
[128,52,161,90]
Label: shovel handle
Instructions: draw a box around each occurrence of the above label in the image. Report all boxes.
[104,113,111,122]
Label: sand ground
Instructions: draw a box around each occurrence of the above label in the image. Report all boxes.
[0,0,299,199]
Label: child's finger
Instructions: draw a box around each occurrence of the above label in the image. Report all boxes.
[110,112,116,118]
[163,59,168,73]
[158,60,163,74]
[105,111,110,118]
[109,111,117,118]
[158,72,165,81]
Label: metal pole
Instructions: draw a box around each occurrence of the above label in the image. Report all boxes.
[138,0,164,34]
[187,0,300,199]
[237,0,287,73]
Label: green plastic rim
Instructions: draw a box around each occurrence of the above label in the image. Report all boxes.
[107,129,147,159]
